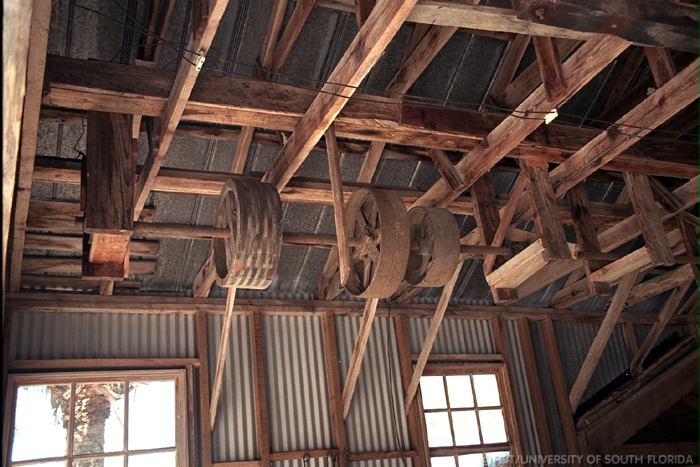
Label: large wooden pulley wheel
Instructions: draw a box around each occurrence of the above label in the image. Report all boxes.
[344,188,410,298]
[212,179,282,289]
[404,206,460,287]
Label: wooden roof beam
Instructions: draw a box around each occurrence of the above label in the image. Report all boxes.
[320,0,696,52]
[262,0,419,191]
[133,0,230,219]
[412,35,631,209]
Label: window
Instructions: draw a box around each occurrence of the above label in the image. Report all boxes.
[5,370,188,467]
[419,365,517,467]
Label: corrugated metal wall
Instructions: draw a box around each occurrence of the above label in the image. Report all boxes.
[407,317,496,354]
[11,311,196,359]
[554,321,629,402]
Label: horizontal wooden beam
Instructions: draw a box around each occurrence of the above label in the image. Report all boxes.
[6,293,695,325]
[9,358,199,370]
[319,0,697,52]
[25,233,158,257]
[43,55,697,179]
[22,257,156,275]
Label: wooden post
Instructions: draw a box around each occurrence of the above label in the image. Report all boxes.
[196,311,213,467]
[322,312,349,467]
[250,311,271,467]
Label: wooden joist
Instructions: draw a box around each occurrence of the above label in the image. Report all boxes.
[412,35,631,208]
[549,58,699,197]
[404,262,463,411]
[43,55,698,179]
[21,257,156,276]
[7,0,51,291]
[134,0,230,219]
[321,0,697,52]
[6,293,696,326]
[262,0,418,191]
[341,297,379,418]
[569,272,639,410]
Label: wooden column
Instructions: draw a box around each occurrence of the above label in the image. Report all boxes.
[394,314,429,467]
[250,312,271,467]
[196,311,213,467]
[322,312,349,467]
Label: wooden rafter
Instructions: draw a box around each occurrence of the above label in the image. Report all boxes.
[133,0,230,219]
[262,0,419,191]
[411,35,631,209]
[320,0,697,52]
[42,55,698,179]
[486,34,531,106]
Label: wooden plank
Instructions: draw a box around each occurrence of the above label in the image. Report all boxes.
[569,272,639,410]
[531,36,566,101]
[262,0,418,191]
[394,315,428,467]
[20,275,141,292]
[354,0,376,28]
[23,234,158,257]
[514,0,696,52]
[7,0,51,291]
[623,173,675,266]
[196,311,213,467]
[404,262,463,411]
[583,351,697,454]
[3,0,34,294]
[341,297,379,418]
[483,173,527,275]
[325,125,350,285]
[427,149,462,190]
[209,287,236,429]
[21,257,155,275]
[630,281,692,373]
[270,0,317,74]
[644,48,677,87]
[322,312,348,467]
[193,249,218,298]
[540,319,579,460]
[550,58,699,197]
[471,175,499,248]
[322,0,696,51]
[523,161,573,261]
[566,183,600,253]
[43,55,698,179]
[622,322,638,363]
[412,35,630,209]
[486,35,531,106]
[250,311,271,467]
[9,358,200,370]
[134,0,230,219]
[516,318,553,458]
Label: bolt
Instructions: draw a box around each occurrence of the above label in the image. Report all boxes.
[534,7,546,20]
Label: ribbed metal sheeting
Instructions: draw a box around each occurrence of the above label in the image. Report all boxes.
[634,324,687,348]
[553,321,628,402]
[207,313,257,462]
[335,315,410,465]
[263,315,334,452]
[407,317,496,354]
[501,320,541,459]
[11,311,196,360]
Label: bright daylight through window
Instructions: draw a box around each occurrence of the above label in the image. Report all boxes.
[420,373,511,467]
[7,370,186,467]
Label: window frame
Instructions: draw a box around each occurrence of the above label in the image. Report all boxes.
[420,362,522,465]
[4,369,189,467]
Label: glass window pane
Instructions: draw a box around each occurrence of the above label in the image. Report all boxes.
[12,384,70,461]
[485,451,511,467]
[431,457,457,467]
[73,456,123,467]
[72,383,125,455]
[452,410,481,446]
[458,454,485,467]
[128,451,176,467]
[424,412,452,447]
[15,462,66,467]
[420,376,447,409]
[473,374,500,407]
[480,409,508,444]
[128,380,176,450]
[446,375,474,408]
